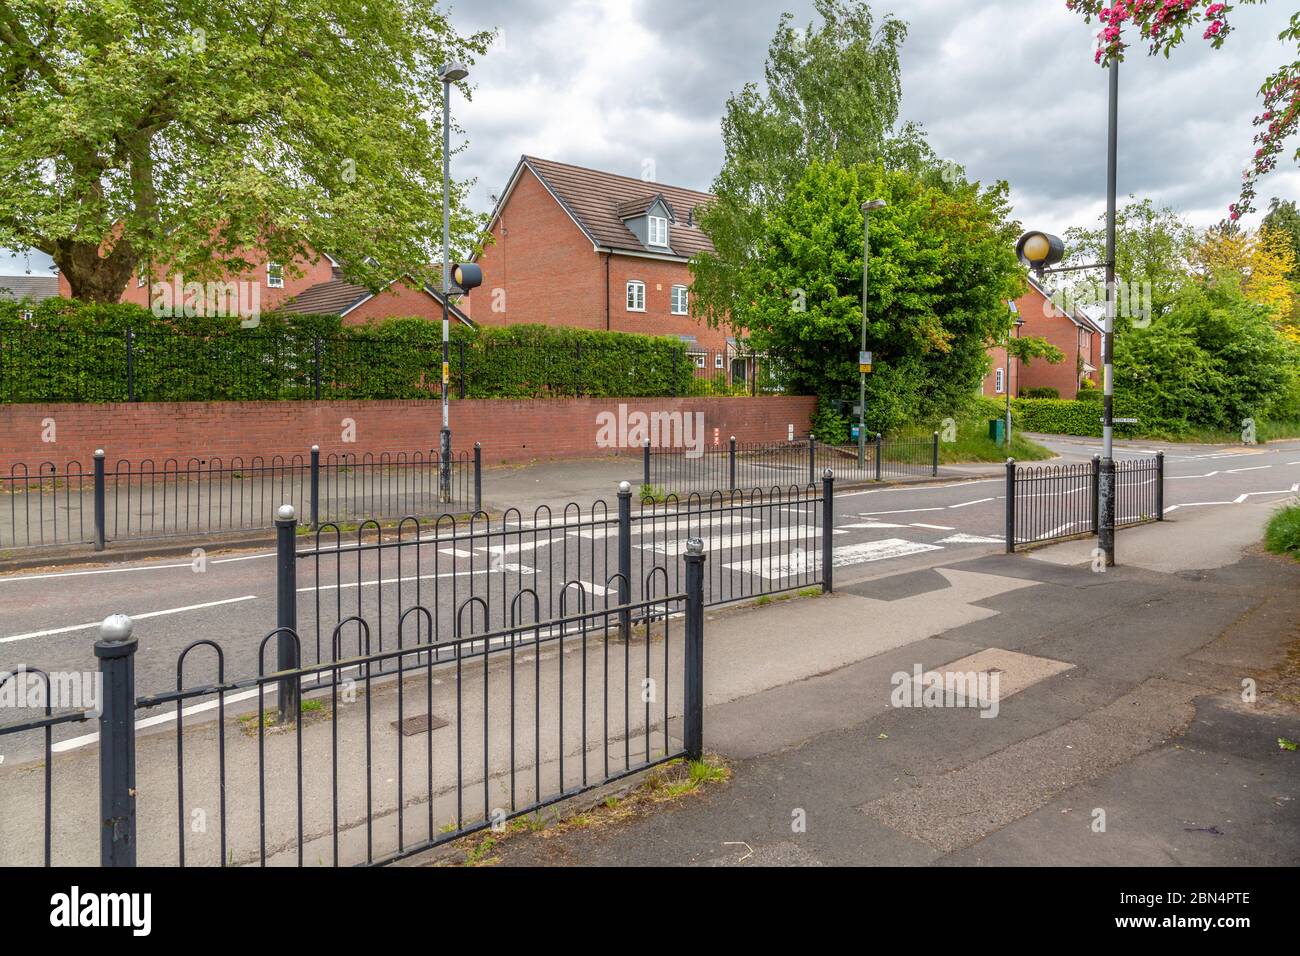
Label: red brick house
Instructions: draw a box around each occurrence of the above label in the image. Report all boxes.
[982,275,1101,399]
[464,156,752,382]
[56,247,470,325]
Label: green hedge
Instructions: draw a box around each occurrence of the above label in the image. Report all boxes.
[0,300,701,402]
[1008,397,1149,437]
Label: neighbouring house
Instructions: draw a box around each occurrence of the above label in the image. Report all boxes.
[464,156,755,384]
[0,274,60,307]
[54,247,470,326]
[982,275,1101,400]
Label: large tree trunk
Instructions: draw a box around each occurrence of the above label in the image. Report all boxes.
[53,238,136,303]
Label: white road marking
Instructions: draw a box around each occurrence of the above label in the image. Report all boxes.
[910,523,956,531]
[938,533,1004,545]
[0,595,259,645]
[722,538,943,579]
[858,507,947,516]
[947,497,996,508]
[650,527,845,556]
[0,550,274,583]
[838,521,908,529]
[1225,466,1270,474]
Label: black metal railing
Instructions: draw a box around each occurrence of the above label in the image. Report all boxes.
[1005,453,1164,551]
[0,445,481,552]
[0,554,707,866]
[295,478,834,679]
[644,433,938,495]
[0,325,794,403]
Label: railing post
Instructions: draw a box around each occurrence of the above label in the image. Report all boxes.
[874,432,882,481]
[1005,458,1016,553]
[125,328,135,402]
[93,448,106,552]
[1155,451,1165,521]
[96,613,137,867]
[932,431,939,476]
[474,442,483,514]
[808,434,816,486]
[728,435,737,492]
[617,481,633,643]
[821,469,834,593]
[1091,454,1101,534]
[313,337,322,400]
[275,504,299,724]
[309,445,320,530]
[683,538,706,761]
[642,439,650,488]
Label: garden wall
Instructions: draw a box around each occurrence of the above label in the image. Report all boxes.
[0,396,816,469]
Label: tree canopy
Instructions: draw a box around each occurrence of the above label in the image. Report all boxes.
[0,1,492,301]
[735,161,1023,434]
[690,0,941,332]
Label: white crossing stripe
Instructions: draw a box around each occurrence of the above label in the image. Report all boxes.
[722,538,942,579]
[938,533,1004,544]
[650,526,844,556]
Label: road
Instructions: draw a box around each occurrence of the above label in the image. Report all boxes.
[1,434,1297,755]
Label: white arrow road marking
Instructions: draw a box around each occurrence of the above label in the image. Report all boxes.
[938,533,1005,544]
[1225,465,1270,474]
[723,538,942,579]
[0,595,259,645]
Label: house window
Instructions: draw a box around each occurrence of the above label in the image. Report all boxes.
[137,270,147,288]
[995,367,1005,394]
[267,261,284,289]
[692,352,706,368]
[671,285,688,314]
[20,309,33,321]
[648,216,668,247]
[714,354,724,369]
[626,280,645,311]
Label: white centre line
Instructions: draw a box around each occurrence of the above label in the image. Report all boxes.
[0,595,259,645]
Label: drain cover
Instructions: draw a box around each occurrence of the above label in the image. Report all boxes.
[391,714,449,736]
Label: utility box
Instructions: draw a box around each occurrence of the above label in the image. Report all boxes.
[989,418,1006,446]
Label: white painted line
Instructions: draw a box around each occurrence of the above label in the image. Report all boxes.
[947,497,995,509]
[910,523,956,531]
[1233,494,1249,503]
[1225,465,1270,474]
[0,550,274,583]
[438,548,475,557]
[650,527,845,556]
[300,565,536,594]
[838,521,908,529]
[858,507,946,516]
[722,538,943,580]
[0,595,259,645]
[937,533,1004,545]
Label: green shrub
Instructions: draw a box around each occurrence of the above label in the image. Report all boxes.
[0,300,699,401]
[1009,397,1149,437]
[1021,387,1059,399]
[1264,503,1300,561]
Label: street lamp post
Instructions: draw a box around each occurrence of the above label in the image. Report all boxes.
[859,199,886,469]
[438,60,469,501]
[1014,59,1119,565]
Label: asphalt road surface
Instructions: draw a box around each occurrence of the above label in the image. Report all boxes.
[1,434,1297,757]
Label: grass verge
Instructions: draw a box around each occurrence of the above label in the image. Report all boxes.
[1264,502,1300,562]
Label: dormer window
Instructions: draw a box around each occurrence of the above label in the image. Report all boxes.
[648,215,668,247]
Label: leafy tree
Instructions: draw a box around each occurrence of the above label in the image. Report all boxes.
[1262,197,1300,277]
[1063,197,1195,324]
[1194,222,1299,340]
[1064,1,1298,218]
[0,1,491,302]
[738,161,1022,434]
[691,0,941,332]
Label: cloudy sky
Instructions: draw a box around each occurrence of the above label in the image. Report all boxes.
[4,0,1295,277]
[449,0,1297,228]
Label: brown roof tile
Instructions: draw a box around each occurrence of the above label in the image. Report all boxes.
[0,275,60,303]
[522,157,715,259]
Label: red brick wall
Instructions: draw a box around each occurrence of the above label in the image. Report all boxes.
[0,396,816,470]
[981,286,1098,400]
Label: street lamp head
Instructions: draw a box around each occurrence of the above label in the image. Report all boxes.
[439,61,469,83]
[452,262,483,291]
[1015,230,1065,274]
[862,199,887,212]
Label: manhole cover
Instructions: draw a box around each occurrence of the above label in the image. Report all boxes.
[391,714,449,737]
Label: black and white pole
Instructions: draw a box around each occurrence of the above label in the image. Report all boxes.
[1098,57,1119,568]
[438,62,468,501]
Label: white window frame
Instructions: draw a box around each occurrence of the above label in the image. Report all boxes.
[648,215,668,247]
[714,353,724,369]
[691,352,706,368]
[670,284,688,315]
[626,280,645,312]
[267,261,285,289]
[137,270,147,288]
[995,367,1005,394]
